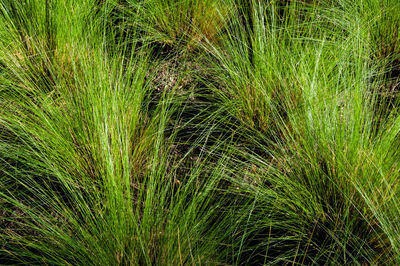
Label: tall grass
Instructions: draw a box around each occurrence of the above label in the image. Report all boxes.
[200,0,400,264]
[1,0,399,265]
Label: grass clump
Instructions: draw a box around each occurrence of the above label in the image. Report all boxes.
[103,0,234,53]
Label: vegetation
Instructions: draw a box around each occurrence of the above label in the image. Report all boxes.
[0,0,399,264]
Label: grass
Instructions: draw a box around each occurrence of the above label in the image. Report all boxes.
[1,0,400,265]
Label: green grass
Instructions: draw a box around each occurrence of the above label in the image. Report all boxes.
[1,0,399,265]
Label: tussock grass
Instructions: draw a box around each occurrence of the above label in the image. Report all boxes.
[1,0,400,265]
